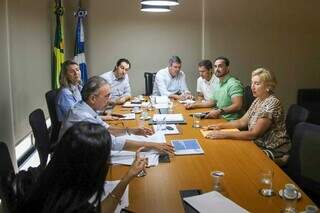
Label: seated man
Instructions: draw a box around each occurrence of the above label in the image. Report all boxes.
[59,76,174,153]
[196,59,219,101]
[101,58,131,105]
[152,56,192,100]
[186,57,244,121]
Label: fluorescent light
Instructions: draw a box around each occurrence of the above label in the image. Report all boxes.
[141,0,179,6]
[141,5,171,12]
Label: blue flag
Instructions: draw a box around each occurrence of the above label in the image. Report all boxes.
[73,9,88,83]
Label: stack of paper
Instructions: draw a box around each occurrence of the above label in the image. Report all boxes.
[153,124,179,135]
[153,114,184,122]
[119,113,136,120]
[179,99,196,104]
[122,101,150,108]
[110,132,166,166]
[183,191,248,213]
[155,96,169,104]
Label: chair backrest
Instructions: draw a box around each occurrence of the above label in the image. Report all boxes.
[285,104,309,139]
[0,142,15,211]
[29,109,50,169]
[287,122,320,205]
[45,89,61,147]
[144,72,156,96]
[297,89,320,125]
[243,85,255,111]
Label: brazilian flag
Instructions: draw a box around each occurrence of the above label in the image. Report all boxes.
[52,1,64,89]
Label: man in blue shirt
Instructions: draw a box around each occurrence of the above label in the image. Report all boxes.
[60,76,174,153]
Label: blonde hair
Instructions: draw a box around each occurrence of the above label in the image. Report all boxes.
[59,60,79,88]
[252,68,277,93]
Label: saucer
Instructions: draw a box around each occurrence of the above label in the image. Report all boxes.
[279,189,302,200]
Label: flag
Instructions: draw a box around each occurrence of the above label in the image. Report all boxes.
[73,9,88,83]
[52,0,65,89]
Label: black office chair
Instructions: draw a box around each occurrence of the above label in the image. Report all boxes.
[29,108,50,169]
[144,72,156,96]
[0,142,16,212]
[297,89,320,125]
[286,122,320,205]
[45,89,61,150]
[285,104,309,140]
[243,85,255,112]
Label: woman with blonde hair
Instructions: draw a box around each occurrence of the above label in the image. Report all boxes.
[205,68,290,165]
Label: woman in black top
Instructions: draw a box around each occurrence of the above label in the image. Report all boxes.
[22,122,146,213]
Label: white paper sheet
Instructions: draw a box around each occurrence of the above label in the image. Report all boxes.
[119,113,136,120]
[179,99,196,104]
[153,124,179,135]
[153,114,184,122]
[183,191,248,213]
[155,96,169,104]
[102,180,129,213]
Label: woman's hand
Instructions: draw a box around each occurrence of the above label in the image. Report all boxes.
[205,130,227,139]
[203,124,222,130]
[125,147,148,180]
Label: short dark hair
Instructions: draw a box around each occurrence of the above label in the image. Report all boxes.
[59,60,79,87]
[23,122,112,212]
[214,56,230,66]
[198,59,213,70]
[169,56,182,66]
[81,76,108,101]
[114,58,131,70]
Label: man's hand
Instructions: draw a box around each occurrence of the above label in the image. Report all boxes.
[205,109,221,119]
[100,115,120,121]
[129,127,153,136]
[115,97,127,105]
[147,142,175,154]
[185,103,194,109]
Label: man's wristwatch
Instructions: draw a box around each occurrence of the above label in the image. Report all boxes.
[218,108,226,115]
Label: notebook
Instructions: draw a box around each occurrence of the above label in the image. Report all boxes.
[171,139,204,155]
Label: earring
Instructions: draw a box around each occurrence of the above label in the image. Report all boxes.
[266,89,270,93]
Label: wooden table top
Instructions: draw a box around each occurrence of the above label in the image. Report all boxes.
[107,100,315,213]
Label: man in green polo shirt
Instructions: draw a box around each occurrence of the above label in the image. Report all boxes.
[185,57,243,121]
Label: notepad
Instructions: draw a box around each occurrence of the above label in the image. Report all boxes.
[200,129,239,137]
[171,139,204,155]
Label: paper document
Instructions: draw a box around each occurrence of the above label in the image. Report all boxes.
[179,99,195,104]
[153,114,184,122]
[153,103,169,109]
[200,129,239,137]
[119,113,136,120]
[183,191,248,213]
[155,96,169,104]
[102,180,129,213]
[153,124,179,135]
[171,139,204,155]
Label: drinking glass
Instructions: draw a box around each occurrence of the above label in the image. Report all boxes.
[259,169,274,196]
[211,171,225,192]
[192,113,201,128]
[281,183,299,213]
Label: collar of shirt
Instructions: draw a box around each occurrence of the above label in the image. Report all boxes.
[166,67,181,79]
[69,84,82,94]
[112,71,126,82]
[203,75,215,85]
[80,101,100,119]
[219,74,231,86]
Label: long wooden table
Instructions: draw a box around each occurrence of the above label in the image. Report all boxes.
[107,101,315,213]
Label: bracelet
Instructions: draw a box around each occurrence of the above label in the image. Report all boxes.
[109,193,121,204]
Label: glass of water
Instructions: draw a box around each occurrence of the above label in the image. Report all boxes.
[259,169,274,196]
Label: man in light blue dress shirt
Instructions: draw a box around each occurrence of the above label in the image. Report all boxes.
[60,76,174,153]
[56,60,83,121]
[152,56,193,100]
[101,58,131,105]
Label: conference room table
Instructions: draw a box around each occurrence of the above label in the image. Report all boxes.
[107,100,315,213]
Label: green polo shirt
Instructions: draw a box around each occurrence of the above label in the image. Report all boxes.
[210,74,244,121]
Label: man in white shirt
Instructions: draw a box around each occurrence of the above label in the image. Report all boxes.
[196,59,219,101]
[152,56,192,100]
[101,58,131,105]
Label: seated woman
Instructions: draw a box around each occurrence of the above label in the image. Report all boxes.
[205,68,291,165]
[56,60,83,122]
[22,122,147,212]
[56,60,119,122]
